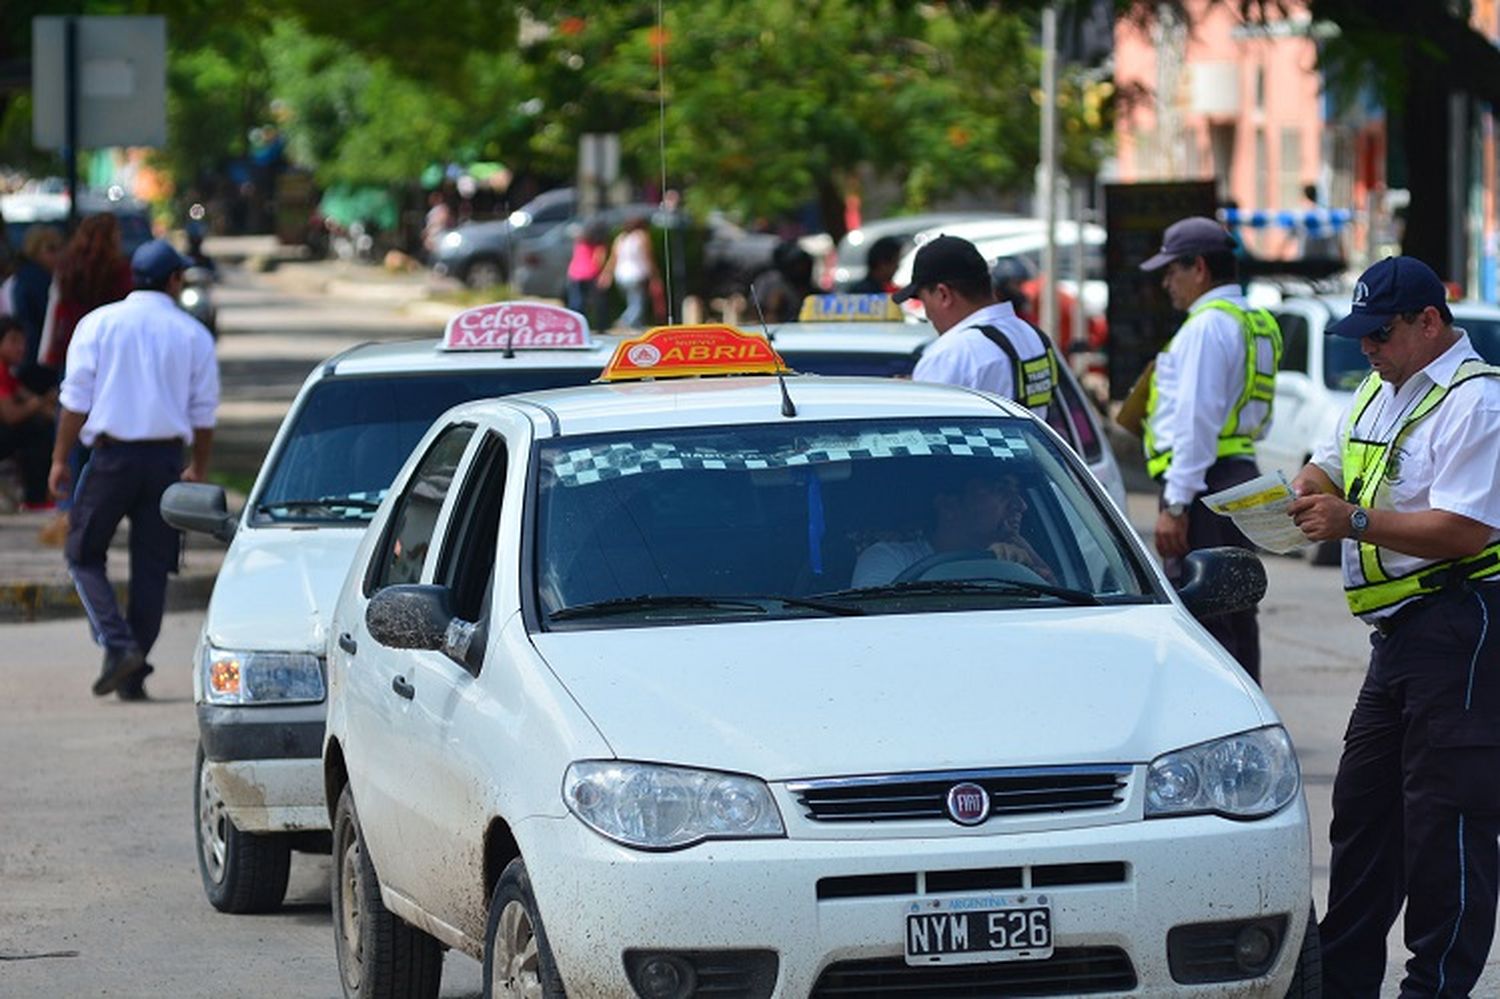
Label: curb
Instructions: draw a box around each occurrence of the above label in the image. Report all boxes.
[0,573,217,624]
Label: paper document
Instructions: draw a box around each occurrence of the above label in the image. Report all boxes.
[1200,472,1311,555]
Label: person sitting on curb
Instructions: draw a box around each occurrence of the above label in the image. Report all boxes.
[0,317,58,511]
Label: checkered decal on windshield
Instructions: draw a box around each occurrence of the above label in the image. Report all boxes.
[548,426,1029,486]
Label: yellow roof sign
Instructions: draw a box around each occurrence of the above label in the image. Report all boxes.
[797,293,905,322]
[600,324,789,381]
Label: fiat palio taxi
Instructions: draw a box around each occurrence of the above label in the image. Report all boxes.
[322,325,1315,998]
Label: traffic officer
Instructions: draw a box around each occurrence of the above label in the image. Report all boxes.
[1289,256,1500,997]
[1137,216,1281,681]
[49,239,219,700]
[895,234,1061,423]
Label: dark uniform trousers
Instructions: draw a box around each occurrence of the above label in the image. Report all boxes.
[1163,456,1261,681]
[65,440,182,657]
[1321,581,1500,998]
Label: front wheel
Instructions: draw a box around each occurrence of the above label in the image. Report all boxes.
[195,745,291,913]
[483,859,567,998]
[331,785,442,999]
[1284,906,1322,997]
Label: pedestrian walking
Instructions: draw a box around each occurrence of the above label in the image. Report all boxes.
[565,219,609,327]
[39,213,133,373]
[598,216,657,330]
[847,234,902,294]
[9,224,64,368]
[749,240,816,323]
[1288,256,1500,997]
[48,239,219,701]
[895,234,1061,422]
[1137,216,1281,681]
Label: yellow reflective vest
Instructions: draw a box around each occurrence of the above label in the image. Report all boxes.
[1143,299,1282,480]
[1341,360,1500,616]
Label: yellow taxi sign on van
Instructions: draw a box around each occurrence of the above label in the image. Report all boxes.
[600,324,788,381]
[797,293,904,322]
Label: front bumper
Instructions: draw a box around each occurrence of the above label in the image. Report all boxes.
[519,799,1311,998]
[198,701,327,833]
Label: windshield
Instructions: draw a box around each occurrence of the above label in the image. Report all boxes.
[1324,316,1500,390]
[255,368,595,524]
[534,418,1155,629]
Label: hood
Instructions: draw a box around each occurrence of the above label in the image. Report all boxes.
[205,527,366,652]
[531,606,1268,781]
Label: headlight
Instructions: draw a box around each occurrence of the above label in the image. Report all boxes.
[1145,725,1299,820]
[439,230,464,249]
[202,646,326,705]
[180,288,202,308]
[564,761,785,850]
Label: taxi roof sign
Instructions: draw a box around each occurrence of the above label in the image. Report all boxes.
[600,324,788,381]
[797,293,905,322]
[442,301,592,351]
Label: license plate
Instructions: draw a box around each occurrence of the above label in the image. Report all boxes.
[903,894,1053,966]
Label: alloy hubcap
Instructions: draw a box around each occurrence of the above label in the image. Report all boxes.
[338,834,364,990]
[197,760,228,883]
[492,899,542,998]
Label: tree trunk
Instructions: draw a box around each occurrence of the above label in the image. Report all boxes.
[1399,41,1455,278]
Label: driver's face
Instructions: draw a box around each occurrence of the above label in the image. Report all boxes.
[961,476,1027,540]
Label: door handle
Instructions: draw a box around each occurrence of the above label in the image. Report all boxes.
[391,675,415,700]
[338,633,357,654]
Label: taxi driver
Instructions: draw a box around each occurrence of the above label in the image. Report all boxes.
[850,470,1055,587]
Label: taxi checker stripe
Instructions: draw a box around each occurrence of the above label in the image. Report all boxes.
[549,426,1031,487]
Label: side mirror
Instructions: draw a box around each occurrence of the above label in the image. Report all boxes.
[160,482,237,544]
[366,584,455,652]
[1176,546,1267,619]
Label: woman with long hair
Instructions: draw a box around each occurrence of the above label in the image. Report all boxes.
[40,213,133,372]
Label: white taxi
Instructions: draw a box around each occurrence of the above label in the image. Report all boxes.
[323,326,1314,998]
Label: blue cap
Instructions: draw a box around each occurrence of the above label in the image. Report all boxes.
[131,238,191,286]
[1139,216,1237,271]
[1328,256,1447,339]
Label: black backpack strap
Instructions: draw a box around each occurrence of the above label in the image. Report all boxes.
[974,324,1026,401]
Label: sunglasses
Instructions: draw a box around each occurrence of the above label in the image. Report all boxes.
[1368,311,1419,344]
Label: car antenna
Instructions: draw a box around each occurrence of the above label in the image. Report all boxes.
[750,284,797,418]
[654,0,676,324]
[502,194,517,358]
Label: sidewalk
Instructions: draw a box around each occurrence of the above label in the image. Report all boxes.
[0,508,224,624]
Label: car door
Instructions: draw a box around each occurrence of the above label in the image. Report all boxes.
[1263,300,1319,479]
[341,421,477,886]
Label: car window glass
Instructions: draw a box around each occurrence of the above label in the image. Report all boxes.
[1274,313,1309,374]
[256,370,595,524]
[369,425,474,593]
[437,434,507,623]
[534,418,1154,629]
[774,349,923,378]
[1052,371,1103,463]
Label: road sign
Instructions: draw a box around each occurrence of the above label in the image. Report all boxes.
[32,16,167,150]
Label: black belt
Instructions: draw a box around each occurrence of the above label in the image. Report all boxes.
[94,434,181,449]
[1372,598,1430,638]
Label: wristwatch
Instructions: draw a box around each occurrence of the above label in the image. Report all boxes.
[1165,502,1189,519]
[1349,507,1370,539]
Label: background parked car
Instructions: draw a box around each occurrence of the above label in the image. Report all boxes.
[1,187,154,257]
[831,211,1014,290]
[1262,295,1500,563]
[430,187,578,288]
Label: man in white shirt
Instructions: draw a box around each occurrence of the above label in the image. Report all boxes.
[895,235,1060,422]
[49,239,220,700]
[1288,256,1500,997]
[1137,216,1281,681]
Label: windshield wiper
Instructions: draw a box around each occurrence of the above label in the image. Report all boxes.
[257,497,383,515]
[549,592,867,621]
[811,578,1102,606]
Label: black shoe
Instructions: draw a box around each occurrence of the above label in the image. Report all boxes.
[93,646,147,697]
[116,662,155,701]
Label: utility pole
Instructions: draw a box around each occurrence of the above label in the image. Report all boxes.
[1040,5,1059,339]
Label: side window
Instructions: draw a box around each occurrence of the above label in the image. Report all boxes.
[532,200,573,225]
[1053,370,1104,464]
[366,425,475,595]
[1275,313,1309,374]
[434,434,508,674]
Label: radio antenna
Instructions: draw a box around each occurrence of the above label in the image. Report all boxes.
[750,284,797,418]
[655,0,676,324]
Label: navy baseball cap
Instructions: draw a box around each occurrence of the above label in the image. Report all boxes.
[892,235,990,303]
[1139,216,1237,272]
[1327,256,1448,339]
[131,238,192,286]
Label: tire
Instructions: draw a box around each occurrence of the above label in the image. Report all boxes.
[465,257,506,289]
[483,859,567,998]
[195,745,291,914]
[1310,540,1342,567]
[1284,906,1322,998]
[331,785,443,999]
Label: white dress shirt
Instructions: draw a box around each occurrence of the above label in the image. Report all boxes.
[1311,332,1500,618]
[1146,284,1255,505]
[912,302,1053,417]
[60,290,219,446]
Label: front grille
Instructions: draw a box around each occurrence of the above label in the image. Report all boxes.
[817,862,1128,901]
[789,766,1131,823]
[810,948,1136,996]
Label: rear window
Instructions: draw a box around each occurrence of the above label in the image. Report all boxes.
[253,368,595,524]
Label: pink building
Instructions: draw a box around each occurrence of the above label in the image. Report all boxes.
[1113,1,1383,262]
